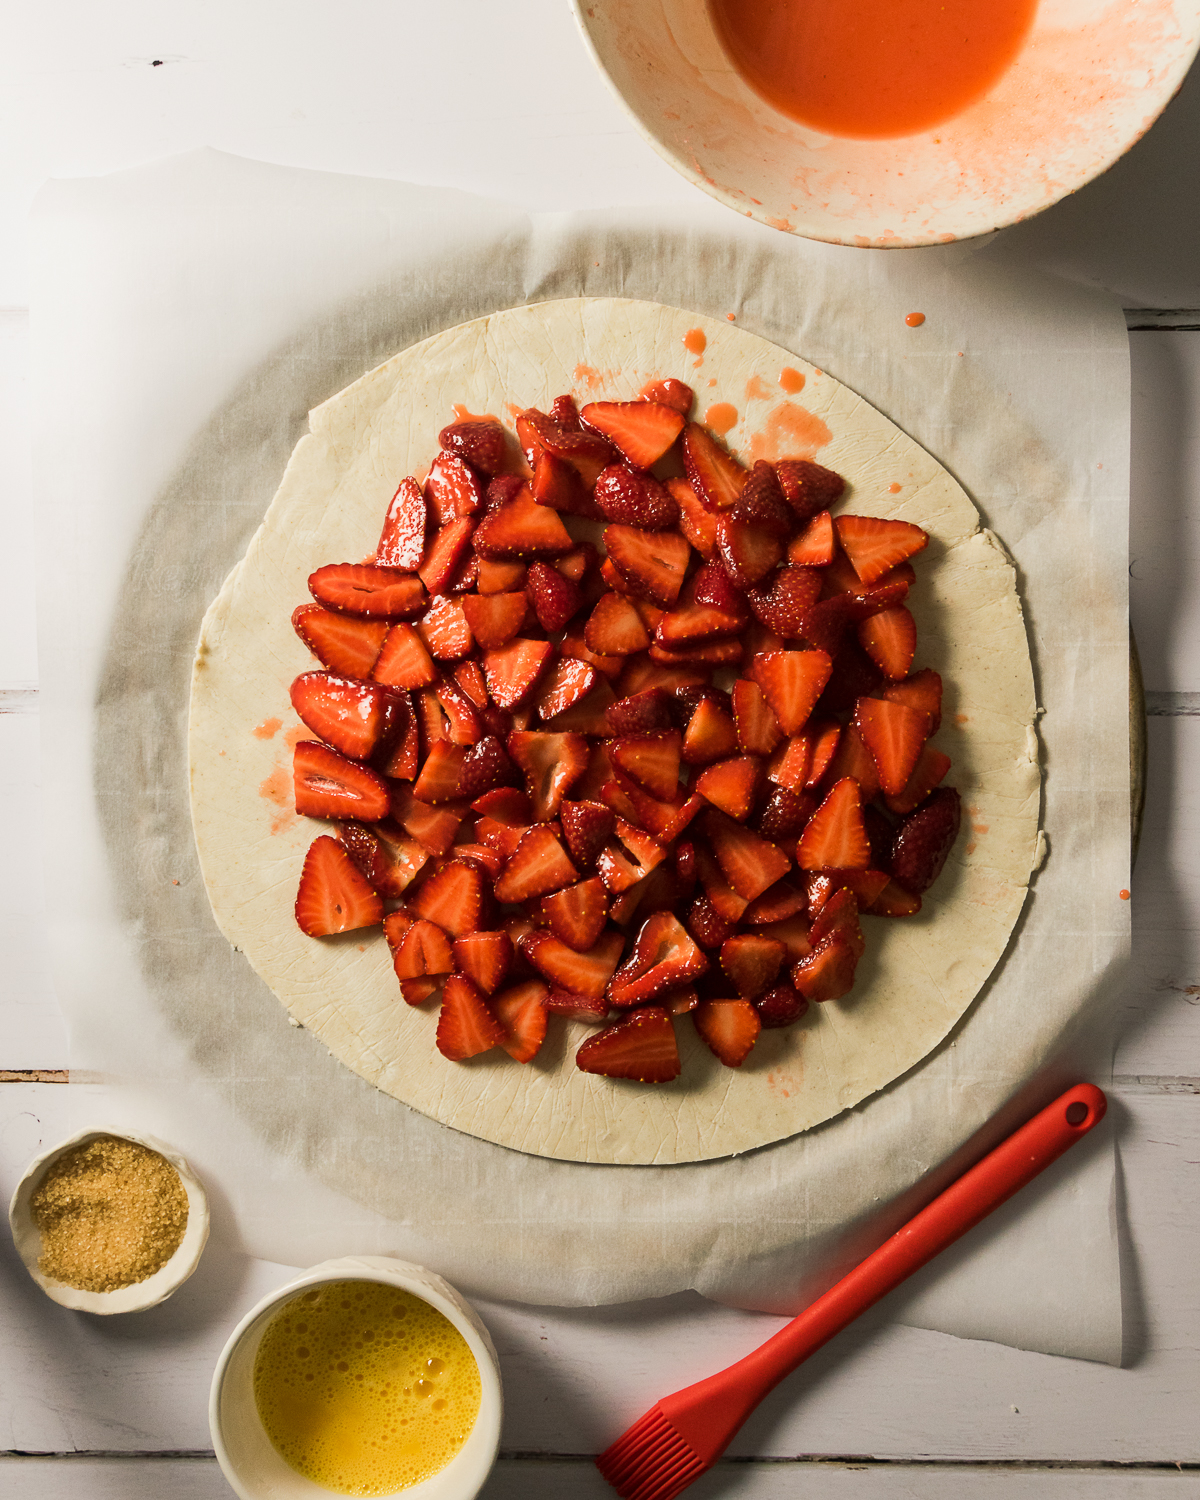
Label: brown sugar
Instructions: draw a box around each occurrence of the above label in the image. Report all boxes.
[30,1135,189,1292]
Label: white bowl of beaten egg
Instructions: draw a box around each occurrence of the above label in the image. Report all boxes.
[210,1257,502,1500]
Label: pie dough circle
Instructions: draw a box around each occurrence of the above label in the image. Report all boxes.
[188,297,1040,1165]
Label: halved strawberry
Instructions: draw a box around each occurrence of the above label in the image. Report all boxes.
[290,672,394,761]
[703,810,793,901]
[376,477,426,570]
[854,697,930,797]
[371,622,438,690]
[593,465,679,530]
[310,563,426,619]
[495,824,578,903]
[766,735,812,791]
[751,650,833,736]
[858,605,917,680]
[560,800,616,870]
[797,778,870,870]
[477,557,527,595]
[694,756,761,821]
[693,997,761,1067]
[537,658,598,720]
[484,638,553,709]
[295,834,383,936]
[294,741,390,821]
[884,742,952,816]
[640,377,694,413]
[458,592,524,651]
[607,912,708,1007]
[882,668,943,733]
[412,859,486,937]
[581,400,685,468]
[508,730,589,819]
[338,820,428,897]
[516,408,614,489]
[787,511,835,567]
[720,933,785,997]
[682,697,739,766]
[418,516,475,594]
[473,486,574,558]
[776,458,845,520]
[293,604,389,678]
[732,678,783,756]
[540,877,609,951]
[389,784,466,855]
[668,476,719,558]
[805,720,843,788]
[792,936,858,1002]
[575,1006,681,1082]
[610,732,681,801]
[393,918,454,980]
[417,596,473,660]
[526,560,582,632]
[412,741,468,804]
[835,515,928,584]
[604,687,674,736]
[754,984,809,1028]
[425,452,485,526]
[889,786,961,894]
[492,980,549,1063]
[604,526,690,608]
[521,928,625,998]
[438,418,507,476]
[682,422,746,509]
[456,735,519,800]
[436,973,505,1060]
[583,592,648,657]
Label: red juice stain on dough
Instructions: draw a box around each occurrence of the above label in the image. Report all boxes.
[709,0,1038,139]
[451,404,499,424]
[258,763,298,836]
[748,403,832,463]
[575,363,617,391]
[778,366,805,395]
[253,717,282,740]
[283,726,308,751]
[704,402,739,436]
[683,328,707,356]
[888,482,903,494]
[905,312,926,327]
[744,374,771,402]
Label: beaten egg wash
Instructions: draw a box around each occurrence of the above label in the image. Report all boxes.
[254,1281,481,1495]
[709,0,1038,139]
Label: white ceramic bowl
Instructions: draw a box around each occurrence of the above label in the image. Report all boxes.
[572,0,1200,247]
[210,1256,503,1500]
[8,1127,210,1314]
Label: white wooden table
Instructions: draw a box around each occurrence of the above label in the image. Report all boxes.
[3,6,1199,1496]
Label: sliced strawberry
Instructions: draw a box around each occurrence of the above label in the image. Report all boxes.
[805,720,843,788]
[295,834,383,936]
[545,988,610,1022]
[434,680,482,745]
[575,1006,681,1082]
[555,543,598,585]
[806,870,889,921]
[745,566,823,637]
[293,604,389,678]
[854,697,930,797]
[818,718,881,803]
[522,927,625,999]
[484,638,553,709]
[742,875,809,923]
[371,622,437,690]
[560,800,616,870]
[776,458,845,521]
[732,678,783,756]
[890,786,961,894]
[617,655,709,696]
[477,557,527,595]
[537,658,598,720]
[475,817,526,858]
[604,687,675,736]
[863,803,897,869]
[417,596,473,660]
[716,511,782,588]
[389,784,466,855]
[792,936,858,1002]
[608,912,708,1007]
[799,594,862,656]
[526,560,582,632]
[668,476,719,558]
[720,933,785,997]
[694,756,761,820]
[593,465,679,529]
[540,877,609,951]
[751,650,833,735]
[693,997,761,1066]
[540,676,618,735]
[882,668,943,733]
[393,918,454,980]
[516,408,615,489]
[687,893,736,951]
[757,785,816,843]
[508,730,589,819]
[682,697,739,766]
[866,879,923,916]
[375,694,420,780]
[754,984,809,1028]
[609,732,681,801]
[382,908,413,949]
[809,886,865,959]
[453,843,506,880]
[473,486,574,559]
[424,452,485,526]
[495,824,578,903]
[338,820,428,897]
[682,422,746,509]
[694,846,750,923]
[376,477,426,571]
[604,525,690,608]
[418,516,475,594]
[457,592,524,651]
[492,980,549,1063]
[835,515,928,584]
[456,735,519,800]
[310,563,426,619]
[411,859,486,937]
[438,418,508,476]
[858,605,917,680]
[471,785,531,822]
[532,449,597,518]
[640,377,694,414]
[703,810,793,900]
[767,735,812,791]
[655,591,744,650]
[797,777,870,870]
[756,913,813,963]
[787,511,835,567]
[436,973,504,1060]
[581,400,684,468]
[289,672,393,761]
[582,593,648,658]
[411,740,467,804]
[596,817,668,893]
[294,741,390,821]
[885,742,952,816]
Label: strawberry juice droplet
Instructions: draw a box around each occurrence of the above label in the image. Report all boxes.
[683,328,707,356]
[905,312,926,327]
[888,482,902,494]
[704,403,739,436]
[778,367,806,395]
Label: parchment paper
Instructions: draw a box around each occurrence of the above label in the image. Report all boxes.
[30,150,1129,1362]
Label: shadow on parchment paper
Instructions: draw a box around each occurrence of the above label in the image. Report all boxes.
[92,228,1123,1308]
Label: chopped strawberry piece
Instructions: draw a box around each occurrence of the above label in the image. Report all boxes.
[372,622,437,690]
[477,557,527,594]
[382,907,413,949]
[604,688,675,736]
[376,477,426,571]
[693,997,761,1067]
[863,803,896,869]
[424,452,485,527]
[437,419,507,476]
[398,976,443,1006]
[560,800,616,870]
[805,720,843,787]
[540,877,609,951]
[412,740,467,804]
[436,973,505,1060]
[516,408,615,489]
[526,559,583,631]
[576,1006,681,1082]
[418,516,475,594]
[604,525,690,608]
[617,655,710,696]
[890,786,961,894]
[809,886,865,959]
[584,592,650,657]
[537,658,598,721]
[732,678,783,756]
[866,879,923,917]
[687,893,736,950]
[458,592,525,651]
[532,449,597,517]
[854,697,930,797]
[607,912,708,1007]
[295,834,383,936]
[417,595,474,660]
[757,785,816,844]
[806,870,890,921]
[473,486,574,558]
[694,756,761,820]
[375,694,420,780]
[456,735,519,800]
[655,591,744,650]
[293,604,389,679]
[471,785,530,822]
[475,817,526,857]
[555,543,598,585]
[508,730,589,819]
[792,935,858,1002]
[492,980,549,1063]
[787,511,835,567]
[745,566,823,638]
[650,639,742,668]
[581,399,685,468]
[682,422,746,509]
[797,778,870,871]
[338,820,428,897]
[289,671,394,761]
[799,593,862,656]
[495,824,578,903]
[754,984,809,1028]
[756,913,813,963]
[309,563,426,619]
[411,859,486,937]
[742,875,809,923]
[522,927,625,998]
[750,650,833,735]
[667,476,719,558]
[858,605,917,680]
[596,817,668,893]
[484,638,553,709]
[884,742,952,816]
[766,734,812,790]
[434,679,483,745]
[882,668,943,733]
[819,720,881,803]
[389,784,466,855]
[392,918,454,980]
[293,740,390,822]
[640,377,694,414]
[776,458,845,520]
[716,511,783,588]
[703,810,793,901]
[593,465,679,529]
[694,846,750,922]
[610,732,681,801]
[454,843,506,880]
[835,515,928,585]
[545,988,610,1022]
[720,933,785,997]
[682,696,739,767]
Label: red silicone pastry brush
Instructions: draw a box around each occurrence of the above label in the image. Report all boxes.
[597,1082,1107,1500]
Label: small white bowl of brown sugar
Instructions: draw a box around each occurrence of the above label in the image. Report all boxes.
[8,1129,210,1313]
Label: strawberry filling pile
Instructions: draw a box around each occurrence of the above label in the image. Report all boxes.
[286,379,961,1083]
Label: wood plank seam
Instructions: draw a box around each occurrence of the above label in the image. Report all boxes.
[1145,692,1200,716]
[1125,310,1200,330]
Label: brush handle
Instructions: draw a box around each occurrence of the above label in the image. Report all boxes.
[661,1083,1107,1457]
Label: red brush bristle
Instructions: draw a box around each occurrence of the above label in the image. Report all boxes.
[596,1405,706,1500]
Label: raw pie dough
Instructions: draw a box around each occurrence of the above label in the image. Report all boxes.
[188,298,1040,1165]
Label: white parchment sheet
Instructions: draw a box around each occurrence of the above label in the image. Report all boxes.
[30,150,1129,1363]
